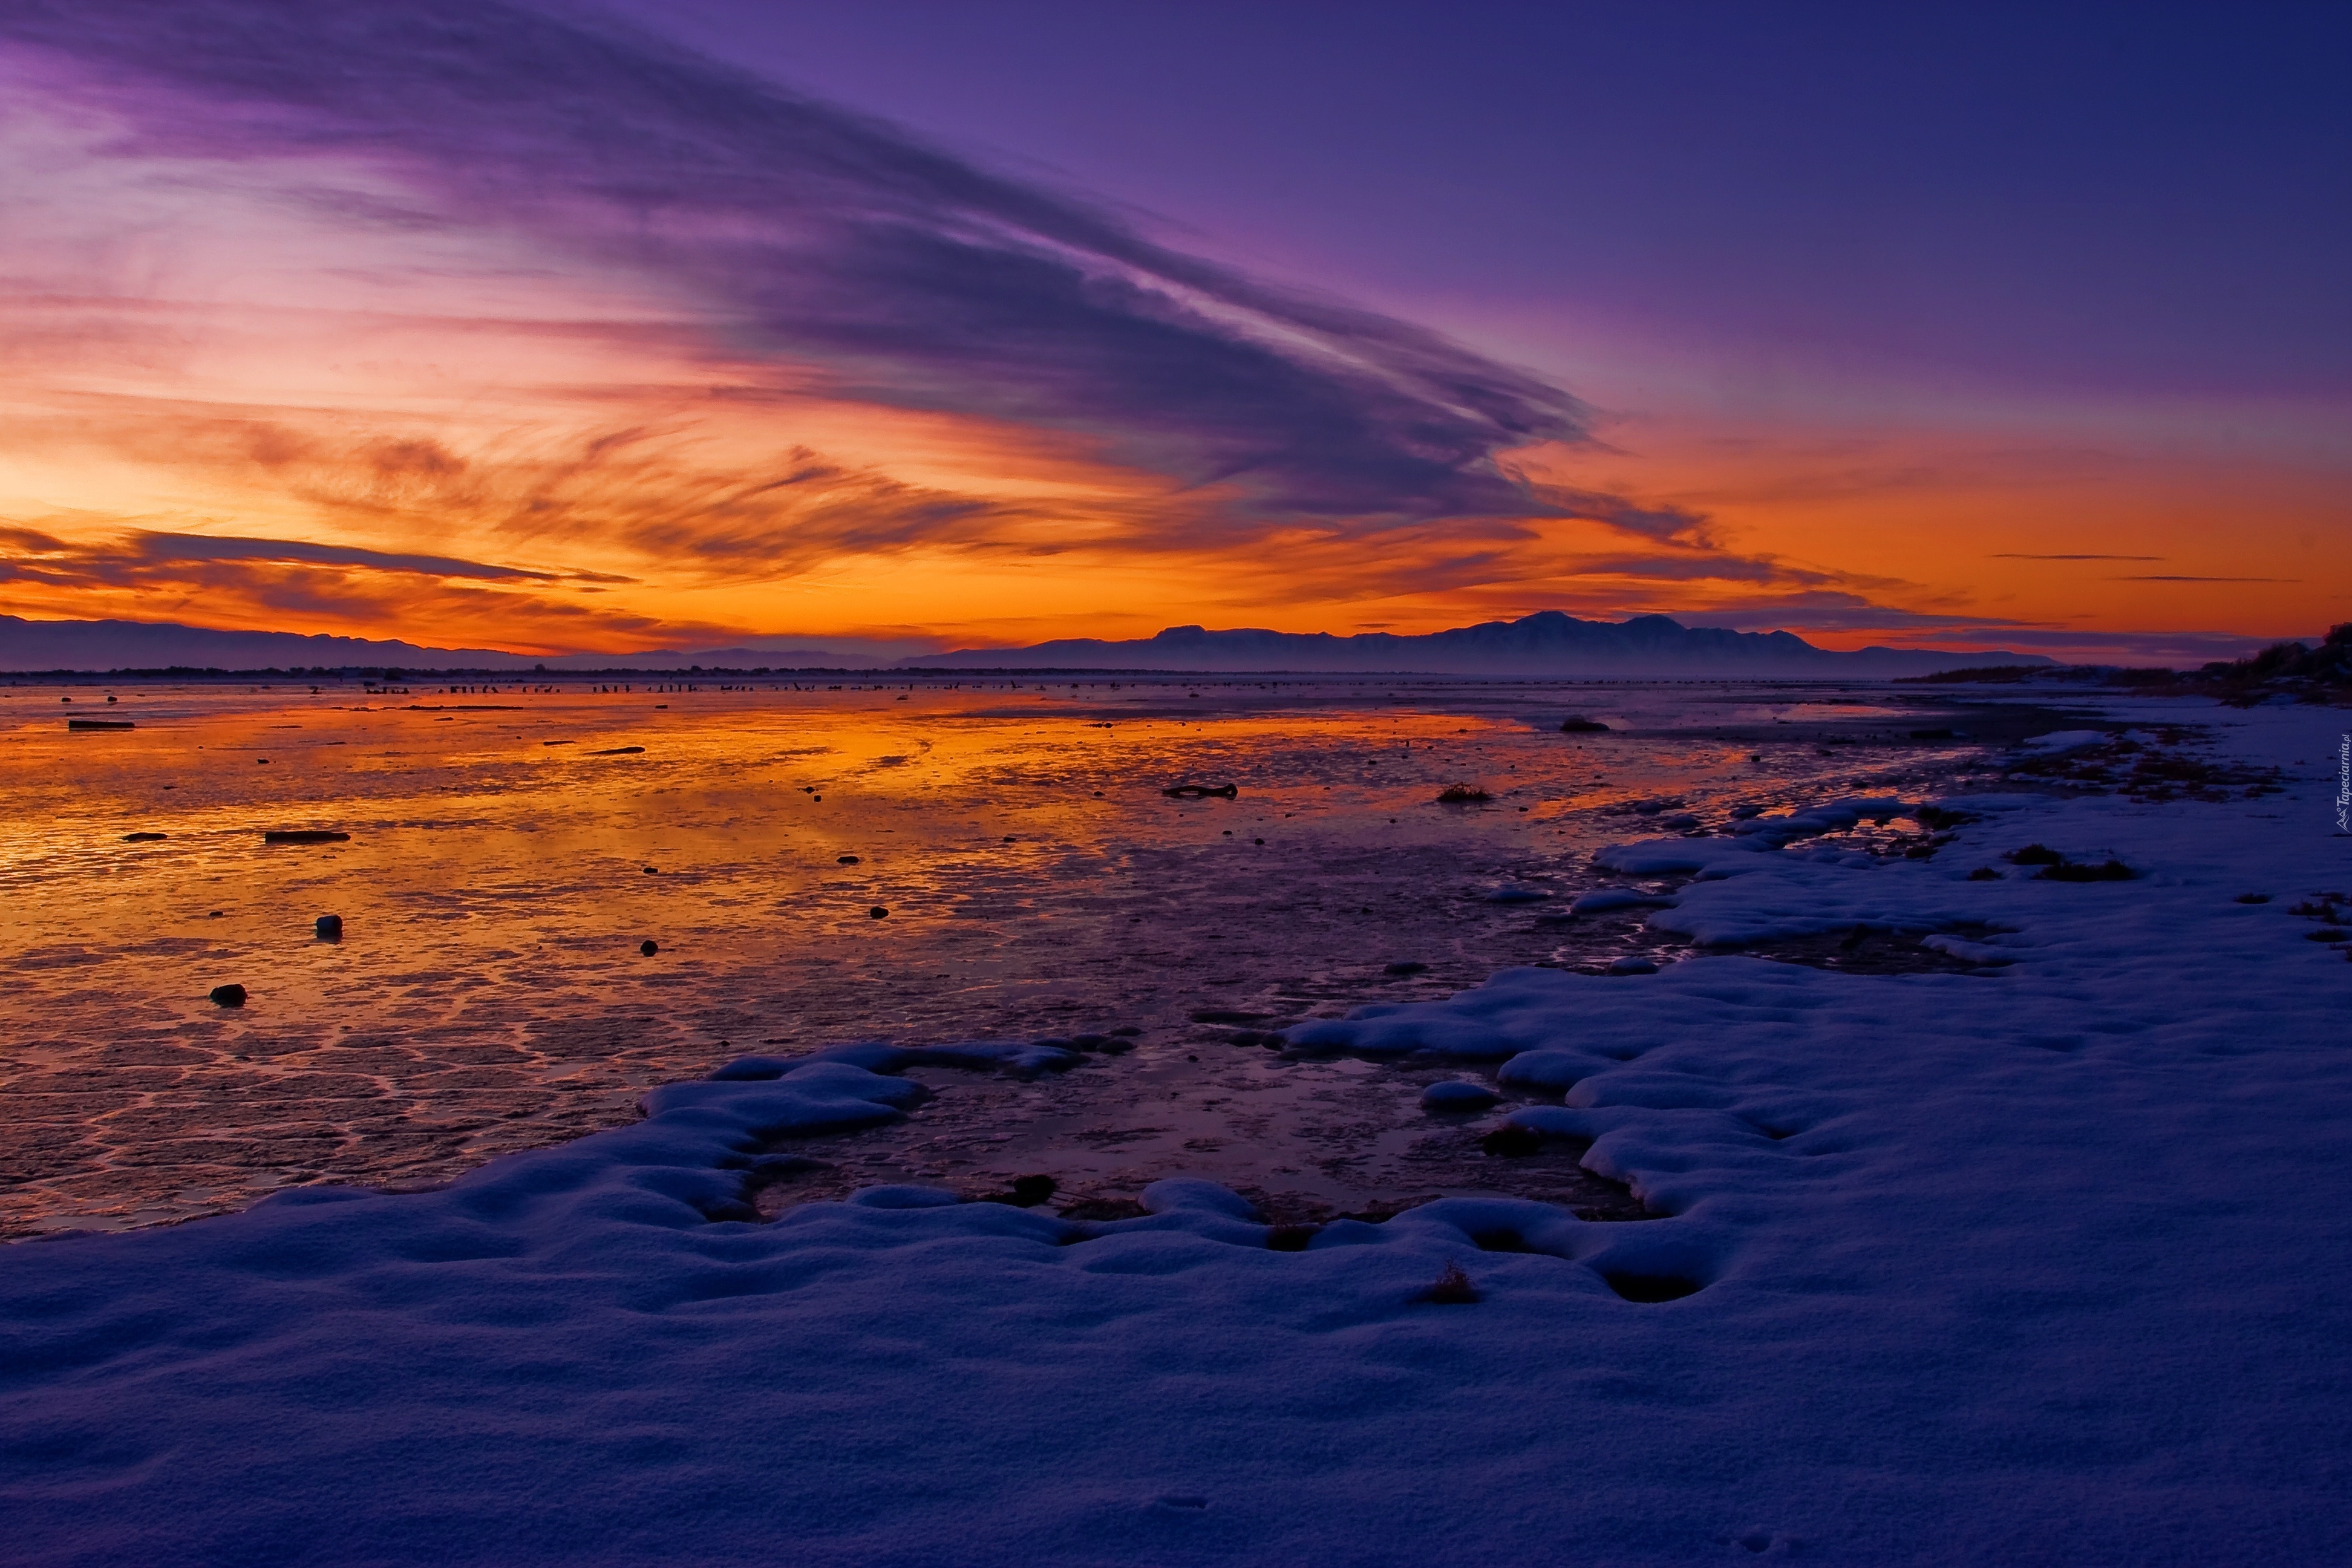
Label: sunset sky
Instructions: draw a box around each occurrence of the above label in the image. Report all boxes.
[1,1,2344,662]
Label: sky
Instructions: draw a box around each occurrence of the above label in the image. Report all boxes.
[0,0,2344,662]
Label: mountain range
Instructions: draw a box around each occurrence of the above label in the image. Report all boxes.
[902,613,2051,676]
[0,616,892,673]
[1,610,2050,677]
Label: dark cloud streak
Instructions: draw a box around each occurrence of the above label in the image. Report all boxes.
[1,0,1592,528]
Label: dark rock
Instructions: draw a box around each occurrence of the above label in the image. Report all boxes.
[67,719,134,731]
[837,854,860,864]
[122,832,167,842]
[1559,716,1610,733]
[1265,1224,1318,1252]
[263,830,348,844]
[1383,961,1428,975]
[1161,783,1239,799]
[640,939,658,956]
[208,984,247,1007]
[1008,1175,1056,1206]
[1480,1124,1546,1157]
[975,1174,1057,1208]
[315,915,343,941]
[868,906,889,919]
[2005,843,2065,866]
[1416,1261,1481,1304]
[589,745,645,756]
[2038,859,2134,882]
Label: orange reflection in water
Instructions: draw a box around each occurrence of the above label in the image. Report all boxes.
[2,675,1927,1236]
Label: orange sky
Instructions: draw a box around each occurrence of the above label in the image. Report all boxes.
[1,15,2344,666]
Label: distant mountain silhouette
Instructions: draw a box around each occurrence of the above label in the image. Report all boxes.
[0,615,892,673]
[1,610,2052,677]
[903,612,2053,676]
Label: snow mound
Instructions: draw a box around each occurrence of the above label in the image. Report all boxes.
[1420,1080,1501,1111]
[1572,887,1677,913]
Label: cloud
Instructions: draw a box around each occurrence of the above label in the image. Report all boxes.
[0,0,1591,531]
[1530,485,1718,546]
[1991,553,2164,561]
[1,524,572,584]
[2109,575,2299,583]
[0,522,694,651]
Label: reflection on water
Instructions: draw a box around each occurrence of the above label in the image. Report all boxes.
[2,675,1975,1236]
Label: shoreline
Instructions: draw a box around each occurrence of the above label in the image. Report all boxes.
[6,677,2024,1240]
[4,693,2348,1563]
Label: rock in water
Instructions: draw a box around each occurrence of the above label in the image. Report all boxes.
[640,940,658,956]
[315,915,343,941]
[263,830,348,844]
[208,984,247,1007]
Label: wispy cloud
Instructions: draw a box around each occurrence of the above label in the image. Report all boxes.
[1991,553,2164,561]
[0,0,1590,531]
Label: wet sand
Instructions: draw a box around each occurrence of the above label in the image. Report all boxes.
[1,674,2039,1236]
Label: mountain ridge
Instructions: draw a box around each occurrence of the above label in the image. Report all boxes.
[0,616,892,672]
[0,610,2051,676]
[902,612,2053,676]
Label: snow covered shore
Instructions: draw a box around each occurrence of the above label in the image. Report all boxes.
[5,699,2348,1565]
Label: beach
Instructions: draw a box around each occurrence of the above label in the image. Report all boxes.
[4,683,2347,1563]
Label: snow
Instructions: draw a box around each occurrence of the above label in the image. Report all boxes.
[4,699,2350,1564]
[1570,886,1675,913]
[1419,1080,1500,1111]
[2014,728,2111,753]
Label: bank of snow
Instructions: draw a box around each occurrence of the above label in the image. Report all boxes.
[3,700,2348,1566]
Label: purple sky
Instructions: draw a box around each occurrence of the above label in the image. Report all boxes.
[619,0,2351,399]
[0,0,2342,659]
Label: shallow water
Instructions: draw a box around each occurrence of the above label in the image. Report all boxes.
[2,673,2007,1236]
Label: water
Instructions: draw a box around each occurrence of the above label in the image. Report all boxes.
[1,674,2014,1236]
